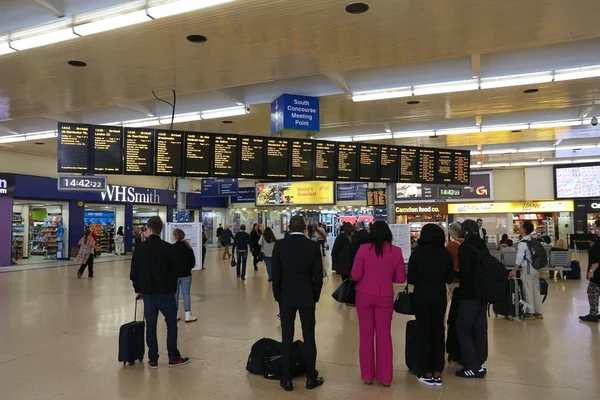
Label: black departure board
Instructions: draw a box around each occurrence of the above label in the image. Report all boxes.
[124,128,155,176]
[155,130,184,176]
[453,150,471,185]
[58,123,91,173]
[337,143,359,181]
[418,148,436,183]
[399,146,418,182]
[435,149,454,184]
[185,132,212,177]
[291,139,314,180]
[359,144,379,181]
[315,141,336,181]
[266,138,290,179]
[240,136,265,179]
[92,125,123,174]
[213,134,239,177]
[379,145,399,182]
[367,188,387,206]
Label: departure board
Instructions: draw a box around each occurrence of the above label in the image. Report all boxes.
[435,149,454,184]
[154,130,184,176]
[239,136,265,179]
[185,132,212,177]
[379,145,399,182]
[314,141,336,181]
[213,134,239,177]
[266,138,290,179]
[93,125,123,174]
[291,139,314,180]
[399,146,418,182]
[453,150,471,185]
[418,148,436,183]
[337,143,359,181]
[58,123,91,173]
[359,144,379,181]
[124,128,155,176]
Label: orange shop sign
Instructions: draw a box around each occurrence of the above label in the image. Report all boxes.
[448,201,574,214]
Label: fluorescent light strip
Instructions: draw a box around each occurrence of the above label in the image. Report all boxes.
[200,106,248,119]
[483,163,510,168]
[74,10,151,36]
[412,80,479,96]
[480,123,529,132]
[0,42,15,55]
[554,65,600,82]
[352,88,412,102]
[510,161,541,167]
[540,160,573,165]
[517,146,556,153]
[323,136,353,142]
[480,72,553,89]
[352,133,393,141]
[556,144,598,151]
[529,119,582,129]
[393,130,435,138]
[0,130,57,144]
[480,148,517,155]
[147,0,235,19]
[10,29,77,50]
[436,126,480,136]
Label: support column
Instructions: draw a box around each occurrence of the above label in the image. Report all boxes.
[0,196,12,267]
[386,183,395,225]
[68,200,85,260]
[125,203,133,253]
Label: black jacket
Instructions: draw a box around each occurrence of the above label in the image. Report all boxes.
[331,233,355,276]
[272,234,324,307]
[588,236,600,285]
[407,245,455,304]
[250,230,261,250]
[130,235,178,295]
[221,229,234,246]
[352,229,370,254]
[216,227,224,237]
[458,234,488,299]
[173,240,196,278]
[233,231,251,252]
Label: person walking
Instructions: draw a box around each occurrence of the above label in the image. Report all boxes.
[76,229,96,278]
[272,216,325,392]
[129,216,190,368]
[216,224,224,248]
[233,224,251,280]
[580,219,600,322]
[353,221,370,254]
[315,223,328,257]
[258,227,276,282]
[407,224,455,386]
[114,226,125,255]
[172,228,197,323]
[202,226,208,269]
[351,221,406,387]
[331,222,355,281]
[221,224,234,260]
[250,223,262,271]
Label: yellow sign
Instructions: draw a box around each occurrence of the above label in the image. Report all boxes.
[448,201,574,214]
[256,182,334,206]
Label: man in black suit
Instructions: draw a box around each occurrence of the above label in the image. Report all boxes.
[353,220,370,254]
[477,219,488,242]
[272,216,324,392]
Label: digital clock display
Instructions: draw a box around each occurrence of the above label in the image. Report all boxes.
[57,175,108,192]
[439,188,463,197]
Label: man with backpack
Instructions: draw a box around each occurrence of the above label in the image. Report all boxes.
[509,221,546,320]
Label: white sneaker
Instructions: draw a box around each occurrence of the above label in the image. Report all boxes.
[185,311,197,323]
[417,376,436,386]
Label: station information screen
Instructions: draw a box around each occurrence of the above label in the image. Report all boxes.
[155,130,184,176]
[418,147,436,183]
[58,123,91,173]
[266,138,290,179]
[359,143,379,181]
[124,128,155,175]
[92,125,123,174]
[184,132,212,177]
[453,150,471,185]
[213,134,239,177]
[337,143,359,181]
[291,139,314,180]
[239,136,265,179]
[379,145,399,182]
[435,149,454,184]
[314,141,336,181]
[399,146,418,182]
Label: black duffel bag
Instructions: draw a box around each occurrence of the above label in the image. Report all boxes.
[246,338,306,380]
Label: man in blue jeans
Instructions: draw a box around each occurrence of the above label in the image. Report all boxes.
[130,216,190,369]
[233,224,251,280]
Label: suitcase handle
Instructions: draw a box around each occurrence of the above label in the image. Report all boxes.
[134,295,142,322]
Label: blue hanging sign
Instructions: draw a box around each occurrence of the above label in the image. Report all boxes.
[336,183,368,201]
[232,187,256,203]
[271,94,320,135]
[201,178,238,197]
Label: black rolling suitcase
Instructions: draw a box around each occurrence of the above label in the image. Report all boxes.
[446,287,461,363]
[118,296,145,366]
[491,277,523,320]
[405,320,419,374]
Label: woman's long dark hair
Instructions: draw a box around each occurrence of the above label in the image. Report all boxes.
[417,223,446,247]
[83,229,91,245]
[117,226,124,235]
[263,227,276,243]
[369,221,392,258]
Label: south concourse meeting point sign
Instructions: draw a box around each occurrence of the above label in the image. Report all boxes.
[271,94,320,134]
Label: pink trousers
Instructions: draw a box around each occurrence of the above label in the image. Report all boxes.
[355,292,394,384]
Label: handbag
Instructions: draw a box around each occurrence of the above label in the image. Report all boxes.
[331,278,357,304]
[539,278,548,303]
[394,286,414,315]
[257,252,265,262]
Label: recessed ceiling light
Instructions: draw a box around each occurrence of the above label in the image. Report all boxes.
[407,100,420,105]
[222,120,233,124]
[345,2,370,14]
[523,88,539,94]
[187,34,207,43]
[511,130,522,133]
[34,142,45,145]
[67,60,87,67]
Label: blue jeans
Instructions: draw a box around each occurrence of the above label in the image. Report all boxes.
[175,276,192,312]
[264,256,273,280]
[236,251,248,277]
[143,294,181,362]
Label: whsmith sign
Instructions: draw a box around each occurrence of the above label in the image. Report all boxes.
[100,185,163,204]
[0,174,15,196]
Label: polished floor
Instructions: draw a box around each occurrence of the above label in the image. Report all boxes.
[0,248,597,400]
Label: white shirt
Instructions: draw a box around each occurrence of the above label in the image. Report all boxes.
[479,228,485,239]
[516,234,535,268]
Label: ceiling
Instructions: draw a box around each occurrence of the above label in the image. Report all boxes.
[2,0,600,165]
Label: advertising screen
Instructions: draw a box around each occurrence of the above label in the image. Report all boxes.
[256,181,335,206]
[555,163,600,199]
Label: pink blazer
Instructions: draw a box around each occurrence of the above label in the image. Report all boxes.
[351,243,406,297]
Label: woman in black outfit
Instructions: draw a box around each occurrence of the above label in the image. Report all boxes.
[173,229,197,323]
[331,222,355,281]
[407,223,455,387]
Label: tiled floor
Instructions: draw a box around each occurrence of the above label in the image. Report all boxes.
[0,249,597,400]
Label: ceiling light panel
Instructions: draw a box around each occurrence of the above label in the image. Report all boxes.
[0,42,15,55]
[435,126,480,136]
[351,88,413,102]
[480,123,530,132]
[412,80,479,96]
[200,106,249,119]
[529,119,583,129]
[479,72,553,89]
[147,0,235,19]
[74,10,151,36]
[10,29,77,50]
[393,130,435,138]
[352,133,393,141]
[517,146,556,153]
[554,65,600,82]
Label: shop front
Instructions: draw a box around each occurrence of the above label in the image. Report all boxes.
[571,200,600,249]
[394,204,449,245]
[448,200,574,244]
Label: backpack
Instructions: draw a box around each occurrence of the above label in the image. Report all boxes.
[525,238,547,270]
[467,245,509,303]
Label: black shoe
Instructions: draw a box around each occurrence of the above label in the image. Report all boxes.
[148,360,158,369]
[306,377,324,389]
[254,267,258,271]
[280,380,293,392]
[241,276,246,281]
[168,357,190,367]
[268,279,272,282]
[579,314,599,323]
[456,369,484,378]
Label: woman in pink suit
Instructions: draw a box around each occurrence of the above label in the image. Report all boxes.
[351,221,406,386]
